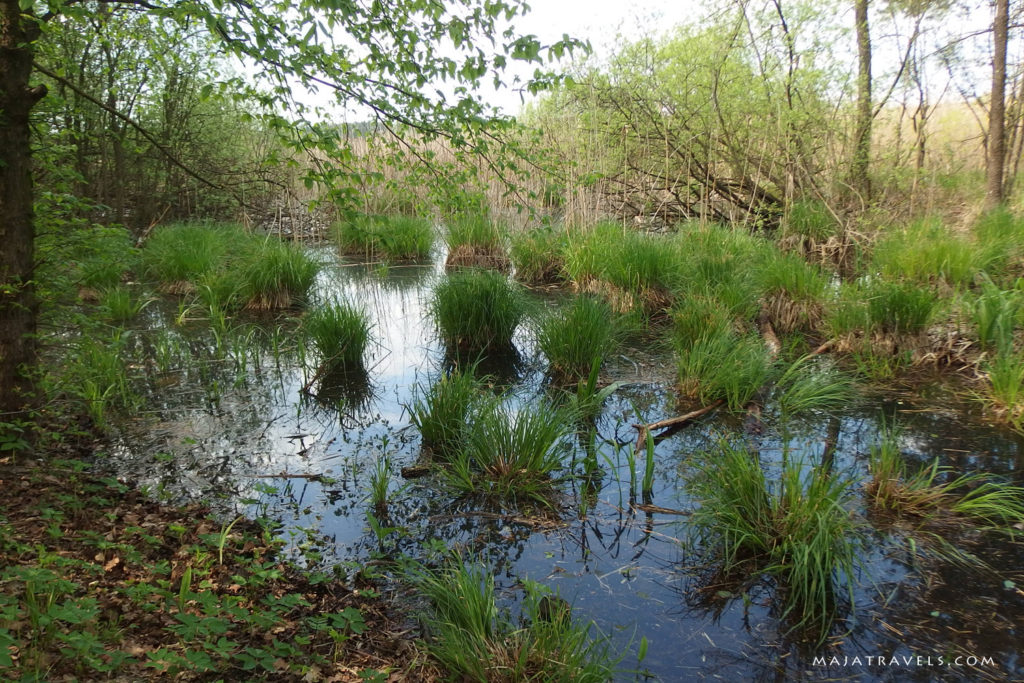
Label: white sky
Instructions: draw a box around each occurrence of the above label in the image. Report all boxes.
[485,0,703,113]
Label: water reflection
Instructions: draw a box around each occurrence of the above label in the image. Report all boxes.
[98,247,1024,682]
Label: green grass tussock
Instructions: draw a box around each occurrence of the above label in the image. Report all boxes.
[408,369,484,459]
[871,219,979,286]
[446,399,575,505]
[509,225,567,284]
[409,557,617,682]
[429,269,526,351]
[677,331,775,410]
[689,443,861,640]
[334,214,435,260]
[536,295,624,381]
[303,301,372,372]
[238,238,320,310]
[141,222,320,309]
[444,215,510,270]
[866,429,1024,528]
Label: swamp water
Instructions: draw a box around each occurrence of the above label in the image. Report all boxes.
[101,248,1024,681]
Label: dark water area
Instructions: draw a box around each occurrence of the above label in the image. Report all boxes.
[100,248,1024,681]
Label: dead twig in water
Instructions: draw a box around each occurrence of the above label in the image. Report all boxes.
[631,400,724,453]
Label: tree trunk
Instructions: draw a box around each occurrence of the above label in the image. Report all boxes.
[851,0,872,202]
[987,0,1009,208]
[0,0,45,418]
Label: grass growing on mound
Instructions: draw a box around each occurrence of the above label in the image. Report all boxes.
[444,215,509,270]
[536,295,624,381]
[407,369,485,459]
[871,219,979,286]
[865,280,938,335]
[445,399,576,505]
[670,295,736,347]
[983,349,1024,430]
[142,223,320,309]
[759,251,829,333]
[238,238,320,309]
[677,331,775,410]
[142,223,233,290]
[774,356,855,418]
[409,557,617,682]
[303,301,372,372]
[429,269,526,351]
[334,214,434,260]
[510,226,567,284]
[689,442,861,640]
[564,223,683,313]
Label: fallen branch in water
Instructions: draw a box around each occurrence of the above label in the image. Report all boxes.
[632,400,725,453]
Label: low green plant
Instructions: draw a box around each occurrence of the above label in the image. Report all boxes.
[670,294,735,347]
[971,278,1020,352]
[407,369,484,459]
[98,286,150,322]
[368,455,393,518]
[409,557,617,681]
[446,399,575,505]
[759,252,829,333]
[429,269,526,351]
[536,295,624,381]
[334,214,434,260]
[677,331,775,410]
[509,226,566,284]
[984,349,1024,429]
[867,429,1024,528]
[238,238,320,309]
[784,199,837,241]
[872,219,979,286]
[689,442,861,640]
[303,302,372,372]
[774,356,855,417]
[445,215,505,251]
[865,280,937,335]
[142,223,233,290]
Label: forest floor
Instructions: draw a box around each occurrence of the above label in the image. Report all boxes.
[0,449,439,682]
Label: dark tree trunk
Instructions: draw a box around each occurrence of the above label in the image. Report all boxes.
[0,0,45,418]
[851,0,872,201]
[987,0,1009,208]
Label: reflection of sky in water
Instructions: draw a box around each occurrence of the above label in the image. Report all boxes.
[104,247,1024,682]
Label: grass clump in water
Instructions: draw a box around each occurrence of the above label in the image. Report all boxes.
[141,223,232,292]
[408,369,484,460]
[983,349,1024,430]
[689,442,861,640]
[334,214,434,260]
[536,295,624,381]
[444,215,509,270]
[430,269,526,352]
[774,356,855,418]
[410,557,617,682]
[866,429,1024,528]
[445,399,575,506]
[303,301,372,372]
[677,331,775,410]
[238,238,320,310]
[510,225,567,284]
